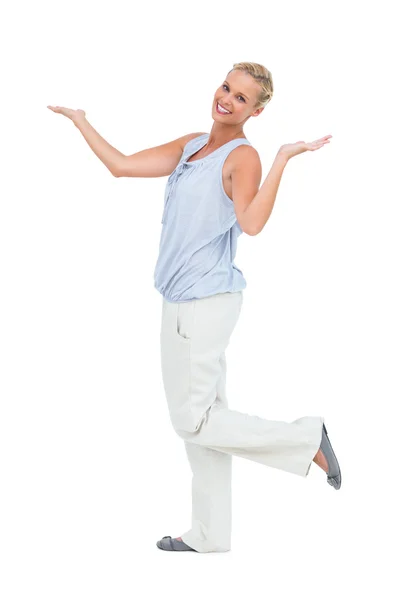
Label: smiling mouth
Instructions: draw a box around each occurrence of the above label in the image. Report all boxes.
[216,101,232,115]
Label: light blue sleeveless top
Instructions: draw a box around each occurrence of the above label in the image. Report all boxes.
[153,133,252,303]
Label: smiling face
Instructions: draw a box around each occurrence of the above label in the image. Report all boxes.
[212,69,265,125]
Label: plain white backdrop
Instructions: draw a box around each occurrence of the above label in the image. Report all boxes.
[1,0,399,598]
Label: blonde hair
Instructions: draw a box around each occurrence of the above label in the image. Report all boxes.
[228,62,273,109]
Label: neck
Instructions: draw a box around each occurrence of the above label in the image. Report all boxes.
[206,122,246,149]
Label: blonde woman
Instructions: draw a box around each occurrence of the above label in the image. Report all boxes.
[48,61,341,554]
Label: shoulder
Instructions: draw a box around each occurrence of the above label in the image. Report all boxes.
[179,131,208,151]
[227,143,261,177]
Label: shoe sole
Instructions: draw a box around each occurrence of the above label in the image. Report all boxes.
[321,423,342,489]
[156,536,197,551]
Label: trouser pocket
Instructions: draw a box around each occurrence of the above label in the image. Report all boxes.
[161,299,197,431]
[160,293,242,433]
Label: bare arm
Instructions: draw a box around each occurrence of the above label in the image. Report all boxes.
[229,145,262,236]
[230,146,287,235]
[241,151,288,235]
[232,134,332,235]
[73,114,205,178]
[47,105,206,179]
[73,117,125,177]
[116,131,207,178]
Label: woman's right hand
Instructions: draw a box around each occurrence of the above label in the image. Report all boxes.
[47,105,86,125]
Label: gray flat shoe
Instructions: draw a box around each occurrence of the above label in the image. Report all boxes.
[156,536,197,551]
[320,423,342,489]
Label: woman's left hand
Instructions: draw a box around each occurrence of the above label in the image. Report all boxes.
[278,135,332,161]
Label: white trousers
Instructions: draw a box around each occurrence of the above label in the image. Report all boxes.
[160,291,324,553]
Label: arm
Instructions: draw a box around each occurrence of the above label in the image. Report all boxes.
[229,145,281,236]
[47,105,206,178]
[73,117,125,177]
[236,150,288,236]
[74,118,205,178]
[117,131,207,178]
[73,114,205,178]
[232,135,332,235]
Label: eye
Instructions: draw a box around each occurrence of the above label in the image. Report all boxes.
[222,84,246,102]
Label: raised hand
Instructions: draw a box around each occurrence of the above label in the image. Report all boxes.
[279,135,332,161]
[47,105,86,125]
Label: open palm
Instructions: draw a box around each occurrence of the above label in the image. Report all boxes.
[279,135,332,160]
[47,105,86,123]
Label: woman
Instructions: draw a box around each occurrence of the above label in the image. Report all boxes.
[48,61,341,554]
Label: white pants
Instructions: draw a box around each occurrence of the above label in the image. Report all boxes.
[160,291,324,553]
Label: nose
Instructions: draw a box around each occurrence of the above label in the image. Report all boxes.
[219,95,233,109]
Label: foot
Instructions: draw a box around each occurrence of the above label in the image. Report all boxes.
[156,535,196,551]
[313,447,329,473]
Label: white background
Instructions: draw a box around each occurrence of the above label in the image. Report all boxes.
[1,0,399,598]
